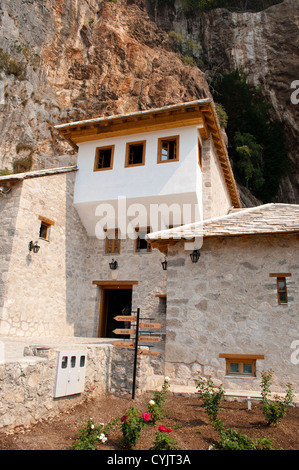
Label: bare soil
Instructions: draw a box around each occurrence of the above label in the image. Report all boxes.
[0,392,298,451]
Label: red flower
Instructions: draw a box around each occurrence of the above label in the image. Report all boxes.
[142,412,150,422]
[120,416,127,422]
[158,425,172,433]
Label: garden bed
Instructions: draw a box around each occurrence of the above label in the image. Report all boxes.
[0,391,298,450]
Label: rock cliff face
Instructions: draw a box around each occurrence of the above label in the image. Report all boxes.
[146,0,299,203]
[0,0,208,171]
[0,0,298,203]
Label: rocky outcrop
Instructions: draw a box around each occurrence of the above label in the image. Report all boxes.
[0,0,209,171]
[146,0,299,203]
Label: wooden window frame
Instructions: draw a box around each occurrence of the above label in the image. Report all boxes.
[277,277,288,304]
[135,227,152,253]
[269,273,291,305]
[104,229,121,255]
[219,354,264,378]
[157,136,179,163]
[38,215,55,241]
[125,141,146,167]
[94,145,115,172]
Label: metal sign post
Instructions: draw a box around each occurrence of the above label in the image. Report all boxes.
[132,307,140,400]
[112,308,163,399]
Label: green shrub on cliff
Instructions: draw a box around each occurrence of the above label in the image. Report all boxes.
[211,69,290,202]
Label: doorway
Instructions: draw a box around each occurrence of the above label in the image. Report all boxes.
[98,287,132,338]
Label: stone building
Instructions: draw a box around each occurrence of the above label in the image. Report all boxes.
[148,204,299,393]
[1,99,298,394]
[0,99,240,343]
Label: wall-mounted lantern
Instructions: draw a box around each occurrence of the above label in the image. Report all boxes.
[28,241,40,254]
[190,249,200,263]
[109,259,118,270]
[161,257,168,271]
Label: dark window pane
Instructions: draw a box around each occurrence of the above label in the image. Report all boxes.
[243,363,253,374]
[278,280,285,291]
[230,363,239,373]
[97,148,112,168]
[128,144,144,165]
[39,223,48,239]
[279,292,286,302]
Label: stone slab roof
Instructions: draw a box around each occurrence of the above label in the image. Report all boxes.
[0,166,78,184]
[148,204,299,244]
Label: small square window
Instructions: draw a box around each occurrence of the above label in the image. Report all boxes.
[125,141,146,167]
[38,216,54,242]
[220,354,264,377]
[105,229,121,254]
[269,273,291,305]
[135,227,152,253]
[277,277,288,304]
[39,222,50,240]
[94,145,114,171]
[157,136,179,163]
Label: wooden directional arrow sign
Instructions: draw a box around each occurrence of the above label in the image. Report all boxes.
[113,342,134,349]
[113,329,136,335]
[138,350,161,357]
[139,336,162,343]
[139,322,162,330]
[114,316,137,322]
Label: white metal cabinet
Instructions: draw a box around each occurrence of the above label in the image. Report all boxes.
[54,350,87,398]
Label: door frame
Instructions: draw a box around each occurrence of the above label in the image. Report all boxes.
[93,281,138,337]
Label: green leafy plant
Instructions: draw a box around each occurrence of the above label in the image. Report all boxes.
[260,370,294,426]
[168,31,201,67]
[211,425,275,450]
[120,406,148,449]
[72,417,118,450]
[196,371,224,422]
[0,48,25,79]
[215,102,228,129]
[147,377,170,423]
[150,426,181,450]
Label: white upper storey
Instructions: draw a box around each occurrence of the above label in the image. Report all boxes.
[55,100,240,237]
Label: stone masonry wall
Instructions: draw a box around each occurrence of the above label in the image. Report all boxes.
[0,170,166,350]
[0,344,154,432]
[0,183,22,328]
[165,233,299,394]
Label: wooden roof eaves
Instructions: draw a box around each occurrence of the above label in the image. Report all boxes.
[201,102,241,208]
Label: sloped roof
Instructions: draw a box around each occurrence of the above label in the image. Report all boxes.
[0,166,77,185]
[148,204,299,251]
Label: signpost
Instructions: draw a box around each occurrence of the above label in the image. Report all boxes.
[112,308,163,399]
